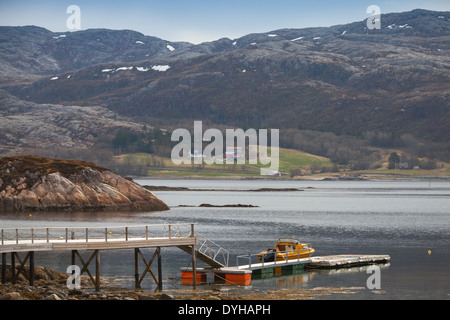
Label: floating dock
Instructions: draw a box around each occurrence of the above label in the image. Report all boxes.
[305,254,391,269]
[181,254,390,286]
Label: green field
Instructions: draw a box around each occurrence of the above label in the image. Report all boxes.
[114,148,449,179]
[276,148,332,172]
[116,147,333,177]
[355,167,450,178]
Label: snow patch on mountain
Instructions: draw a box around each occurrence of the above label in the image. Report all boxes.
[151,65,170,72]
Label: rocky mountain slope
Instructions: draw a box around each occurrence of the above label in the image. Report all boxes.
[0,155,169,212]
[0,90,144,153]
[0,26,192,79]
[0,9,449,156]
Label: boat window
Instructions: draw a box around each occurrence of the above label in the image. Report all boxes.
[277,245,285,251]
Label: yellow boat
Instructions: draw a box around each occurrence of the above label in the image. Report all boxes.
[257,238,315,263]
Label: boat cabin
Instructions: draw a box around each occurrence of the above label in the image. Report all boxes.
[274,238,300,251]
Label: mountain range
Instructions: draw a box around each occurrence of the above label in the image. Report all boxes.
[0,9,449,162]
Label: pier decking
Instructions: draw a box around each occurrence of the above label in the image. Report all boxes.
[1,223,200,290]
[0,224,196,252]
[305,254,391,269]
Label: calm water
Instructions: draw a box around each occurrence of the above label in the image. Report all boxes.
[1,179,449,299]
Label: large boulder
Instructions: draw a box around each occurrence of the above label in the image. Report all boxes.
[0,155,169,212]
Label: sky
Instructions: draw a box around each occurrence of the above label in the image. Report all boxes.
[0,0,449,44]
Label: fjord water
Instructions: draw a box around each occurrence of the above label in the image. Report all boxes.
[1,179,449,299]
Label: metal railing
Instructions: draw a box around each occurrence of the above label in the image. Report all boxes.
[0,223,195,245]
[0,223,231,268]
[196,233,230,267]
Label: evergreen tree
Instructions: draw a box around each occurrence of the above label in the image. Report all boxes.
[388,152,400,169]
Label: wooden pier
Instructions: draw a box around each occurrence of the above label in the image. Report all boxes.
[1,224,391,290]
[1,223,200,291]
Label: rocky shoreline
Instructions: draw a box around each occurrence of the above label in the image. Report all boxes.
[0,265,181,301]
[0,282,178,301]
[0,265,371,301]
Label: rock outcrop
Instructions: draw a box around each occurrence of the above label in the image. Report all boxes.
[0,155,169,212]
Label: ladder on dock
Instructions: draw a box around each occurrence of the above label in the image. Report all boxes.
[178,232,229,268]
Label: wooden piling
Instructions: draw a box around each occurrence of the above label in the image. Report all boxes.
[95,250,100,291]
[1,253,5,284]
[11,252,15,284]
[134,248,140,288]
[29,251,34,286]
[157,247,162,291]
[191,244,197,289]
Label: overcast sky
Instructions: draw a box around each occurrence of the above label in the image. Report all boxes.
[0,0,449,43]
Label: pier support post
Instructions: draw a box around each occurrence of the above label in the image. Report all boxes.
[29,251,34,286]
[157,247,162,291]
[95,250,100,291]
[189,223,197,290]
[191,244,197,289]
[134,248,139,288]
[11,252,15,283]
[1,253,6,284]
